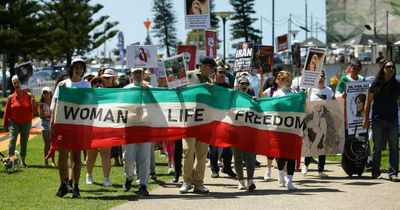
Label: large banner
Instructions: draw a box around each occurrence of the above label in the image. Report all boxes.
[52,85,307,160]
[205,30,217,58]
[233,42,254,72]
[302,99,346,157]
[185,0,210,29]
[300,48,326,89]
[177,45,197,70]
[345,81,370,135]
[163,54,188,89]
[126,45,158,68]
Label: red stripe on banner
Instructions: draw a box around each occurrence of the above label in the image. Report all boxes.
[52,122,302,160]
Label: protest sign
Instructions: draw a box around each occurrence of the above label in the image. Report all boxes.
[276,34,288,52]
[291,43,301,69]
[258,45,274,73]
[233,42,254,72]
[184,0,210,29]
[205,30,217,58]
[126,45,158,68]
[163,54,188,89]
[345,81,370,135]
[177,45,197,70]
[300,48,326,88]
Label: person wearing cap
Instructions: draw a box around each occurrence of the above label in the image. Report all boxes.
[3,75,38,167]
[85,75,113,187]
[102,68,117,87]
[39,87,55,167]
[51,57,91,198]
[179,56,216,194]
[335,60,365,98]
[121,67,151,196]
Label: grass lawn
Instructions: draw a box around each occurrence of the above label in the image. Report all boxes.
[0,135,171,210]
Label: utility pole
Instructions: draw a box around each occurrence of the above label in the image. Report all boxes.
[305,0,308,40]
[272,0,275,52]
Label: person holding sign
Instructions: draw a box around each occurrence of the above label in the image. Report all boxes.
[302,71,334,178]
[363,60,400,182]
[335,60,364,98]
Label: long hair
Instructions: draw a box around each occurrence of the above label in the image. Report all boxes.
[355,93,366,117]
[370,60,398,95]
[68,61,86,78]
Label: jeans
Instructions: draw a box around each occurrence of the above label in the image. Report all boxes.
[209,145,233,174]
[304,155,326,173]
[371,119,399,177]
[8,121,31,157]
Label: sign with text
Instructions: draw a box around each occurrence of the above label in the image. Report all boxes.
[258,45,274,73]
[276,34,288,52]
[233,42,254,72]
[345,81,371,135]
[205,30,217,58]
[184,0,210,29]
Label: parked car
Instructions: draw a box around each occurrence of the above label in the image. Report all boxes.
[33,71,52,82]
[51,65,67,80]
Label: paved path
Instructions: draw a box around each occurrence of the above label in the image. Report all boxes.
[113,156,400,210]
[0,118,41,152]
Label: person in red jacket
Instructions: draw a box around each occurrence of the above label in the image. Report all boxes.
[3,75,38,167]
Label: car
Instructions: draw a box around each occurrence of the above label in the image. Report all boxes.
[0,68,10,91]
[357,52,372,62]
[51,65,67,80]
[33,71,52,82]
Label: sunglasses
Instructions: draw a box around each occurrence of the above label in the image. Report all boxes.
[239,82,250,86]
[385,65,395,69]
[217,71,226,74]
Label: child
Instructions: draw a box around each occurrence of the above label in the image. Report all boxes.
[39,87,55,167]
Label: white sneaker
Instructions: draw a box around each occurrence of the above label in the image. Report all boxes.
[263,167,272,181]
[238,180,246,190]
[285,175,297,191]
[168,167,175,175]
[301,166,308,175]
[86,173,94,184]
[278,170,287,187]
[179,182,192,194]
[103,177,112,187]
[318,172,329,178]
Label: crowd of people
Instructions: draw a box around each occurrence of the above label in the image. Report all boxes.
[2,55,400,199]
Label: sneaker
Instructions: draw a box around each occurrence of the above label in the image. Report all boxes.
[172,174,179,183]
[390,175,400,182]
[284,175,297,191]
[301,166,308,175]
[72,186,80,198]
[150,172,157,181]
[372,174,383,179]
[318,172,329,178]
[247,180,256,192]
[238,180,246,190]
[55,183,68,198]
[179,182,192,194]
[211,171,219,178]
[86,173,94,184]
[193,184,209,194]
[221,169,237,178]
[168,167,175,175]
[122,178,133,192]
[255,160,261,167]
[278,170,286,187]
[138,185,150,196]
[67,181,73,193]
[103,177,112,187]
[263,168,272,181]
[50,162,56,167]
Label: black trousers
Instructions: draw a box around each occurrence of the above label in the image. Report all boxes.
[304,155,326,173]
[174,139,183,176]
[277,158,295,175]
[209,145,233,173]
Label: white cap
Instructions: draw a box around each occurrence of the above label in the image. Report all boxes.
[71,57,85,65]
[11,75,19,82]
[131,68,143,73]
[102,68,116,77]
[41,87,52,94]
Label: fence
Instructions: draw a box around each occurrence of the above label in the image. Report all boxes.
[31,80,56,96]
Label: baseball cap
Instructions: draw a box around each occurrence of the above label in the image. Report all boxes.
[41,87,52,94]
[102,69,116,77]
[200,56,217,68]
[71,57,85,65]
[131,68,143,73]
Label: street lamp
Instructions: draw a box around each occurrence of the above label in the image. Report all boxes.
[215,11,234,63]
[144,18,151,45]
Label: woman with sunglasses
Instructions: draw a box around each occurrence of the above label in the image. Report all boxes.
[232,75,257,191]
[363,60,400,182]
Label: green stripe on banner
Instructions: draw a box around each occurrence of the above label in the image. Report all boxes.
[59,84,306,112]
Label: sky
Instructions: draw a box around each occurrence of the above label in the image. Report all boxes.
[91,0,326,58]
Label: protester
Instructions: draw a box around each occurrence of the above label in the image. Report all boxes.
[122,68,151,196]
[209,64,236,179]
[232,75,257,191]
[85,75,113,187]
[39,87,55,167]
[363,60,400,182]
[179,56,216,194]
[3,75,38,167]
[335,60,364,98]
[98,65,106,76]
[52,57,91,198]
[302,71,333,178]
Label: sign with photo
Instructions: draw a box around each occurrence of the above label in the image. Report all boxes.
[345,81,371,135]
[177,45,197,70]
[233,42,254,72]
[205,30,217,58]
[302,98,345,157]
[276,34,288,52]
[258,45,274,73]
[300,48,326,88]
[184,0,210,29]
[126,45,158,68]
[163,54,189,89]
[291,43,301,69]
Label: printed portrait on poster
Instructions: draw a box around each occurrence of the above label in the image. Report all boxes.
[163,54,188,89]
[126,45,158,68]
[345,81,371,134]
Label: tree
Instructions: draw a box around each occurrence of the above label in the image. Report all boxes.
[152,0,178,57]
[230,0,260,42]
[0,0,44,78]
[185,0,219,49]
[42,0,119,65]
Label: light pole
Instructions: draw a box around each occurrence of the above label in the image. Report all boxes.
[144,18,151,45]
[215,11,234,63]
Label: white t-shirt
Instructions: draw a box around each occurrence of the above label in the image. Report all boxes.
[272,88,296,97]
[309,86,333,101]
[51,78,91,110]
[291,76,302,92]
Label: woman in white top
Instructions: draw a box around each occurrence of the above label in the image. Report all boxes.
[52,57,91,199]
